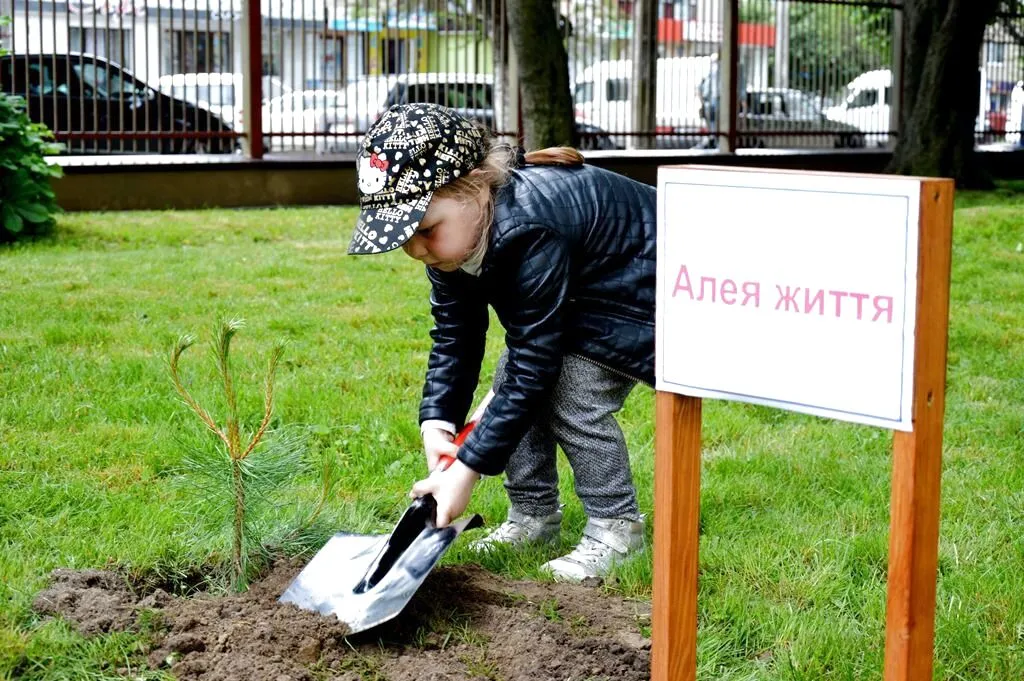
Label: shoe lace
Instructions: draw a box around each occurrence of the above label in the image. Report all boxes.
[565,536,614,567]
[489,519,530,543]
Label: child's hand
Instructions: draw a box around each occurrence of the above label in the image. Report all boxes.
[410,458,481,528]
[422,427,459,472]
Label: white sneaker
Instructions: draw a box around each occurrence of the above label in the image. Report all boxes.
[542,516,645,582]
[468,507,563,552]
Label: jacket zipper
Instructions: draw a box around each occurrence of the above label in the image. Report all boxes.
[568,352,654,388]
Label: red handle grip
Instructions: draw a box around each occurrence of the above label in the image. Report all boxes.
[436,420,478,471]
[432,390,493,473]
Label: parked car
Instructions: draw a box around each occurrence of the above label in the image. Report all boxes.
[262,89,347,152]
[737,87,866,149]
[156,72,291,133]
[823,69,892,146]
[572,57,712,149]
[332,75,401,132]
[318,75,399,152]
[1,53,234,153]
[374,72,620,151]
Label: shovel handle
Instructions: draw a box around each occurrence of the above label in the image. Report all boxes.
[435,390,494,472]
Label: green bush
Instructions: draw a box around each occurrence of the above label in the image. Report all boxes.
[0,40,63,242]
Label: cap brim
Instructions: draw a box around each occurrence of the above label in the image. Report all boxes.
[347,190,433,255]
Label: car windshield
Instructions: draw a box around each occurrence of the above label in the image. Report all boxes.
[73,62,136,98]
[397,83,492,109]
[574,82,593,104]
[174,84,235,106]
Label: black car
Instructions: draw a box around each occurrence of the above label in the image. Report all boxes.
[1,53,234,154]
[379,74,621,151]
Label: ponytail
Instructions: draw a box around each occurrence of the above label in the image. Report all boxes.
[523,146,585,167]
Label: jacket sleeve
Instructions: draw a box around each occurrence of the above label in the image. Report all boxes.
[418,266,489,429]
[457,227,570,476]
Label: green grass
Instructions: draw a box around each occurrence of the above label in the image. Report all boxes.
[1,186,1022,680]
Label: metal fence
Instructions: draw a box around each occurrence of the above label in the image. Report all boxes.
[1,0,1022,157]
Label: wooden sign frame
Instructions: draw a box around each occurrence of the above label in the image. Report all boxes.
[652,175,954,681]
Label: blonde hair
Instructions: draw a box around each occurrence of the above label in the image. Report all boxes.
[434,141,584,269]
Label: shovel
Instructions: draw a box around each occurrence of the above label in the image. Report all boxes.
[279,391,494,634]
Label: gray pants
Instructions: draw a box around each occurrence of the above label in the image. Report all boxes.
[492,352,640,521]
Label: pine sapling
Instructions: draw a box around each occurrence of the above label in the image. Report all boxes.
[169,319,285,590]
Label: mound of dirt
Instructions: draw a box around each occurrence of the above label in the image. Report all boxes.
[33,560,652,681]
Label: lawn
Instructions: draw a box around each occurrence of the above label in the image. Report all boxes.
[1,188,1022,680]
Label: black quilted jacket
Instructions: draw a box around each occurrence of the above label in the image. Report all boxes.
[419,163,657,476]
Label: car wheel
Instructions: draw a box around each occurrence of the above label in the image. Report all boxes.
[836,132,864,149]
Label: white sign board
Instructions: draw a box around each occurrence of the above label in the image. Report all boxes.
[656,167,920,431]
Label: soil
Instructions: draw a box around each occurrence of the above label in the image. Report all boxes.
[33,559,652,681]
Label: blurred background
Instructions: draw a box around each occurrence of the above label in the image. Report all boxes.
[2,0,1022,156]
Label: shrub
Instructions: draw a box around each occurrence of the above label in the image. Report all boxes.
[0,20,63,243]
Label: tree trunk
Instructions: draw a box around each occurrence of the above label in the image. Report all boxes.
[505,0,576,148]
[887,0,1000,187]
[631,0,658,150]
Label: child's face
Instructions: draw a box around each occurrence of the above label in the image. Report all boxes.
[402,190,486,272]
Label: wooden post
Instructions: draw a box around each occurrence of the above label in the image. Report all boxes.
[652,392,702,681]
[653,170,953,681]
[883,179,954,681]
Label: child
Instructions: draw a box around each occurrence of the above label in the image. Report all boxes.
[348,103,657,582]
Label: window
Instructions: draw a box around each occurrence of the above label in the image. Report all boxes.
[380,38,412,75]
[72,60,140,98]
[606,78,629,102]
[3,60,73,97]
[884,85,892,105]
[402,83,493,110]
[848,88,878,109]
[167,30,231,73]
[457,84,492,109]
[404,83,443,105]
[986,42,1006,63]
[69,27,133,70]
[22,61,55,95]
[574,82,594,104]
[323,35,347,89]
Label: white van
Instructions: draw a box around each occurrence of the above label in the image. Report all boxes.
[572,57,712,148]
[824,69,892,146]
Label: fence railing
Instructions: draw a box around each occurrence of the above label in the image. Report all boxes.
[1,0,1022,157]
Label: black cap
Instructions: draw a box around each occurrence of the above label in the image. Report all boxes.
[348,103,487,255]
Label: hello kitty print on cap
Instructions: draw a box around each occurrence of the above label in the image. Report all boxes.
[348,103,487,255]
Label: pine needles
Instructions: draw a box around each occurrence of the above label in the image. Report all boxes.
[168,318,293,590]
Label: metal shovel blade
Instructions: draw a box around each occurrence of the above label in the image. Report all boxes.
[279,497,483,635]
